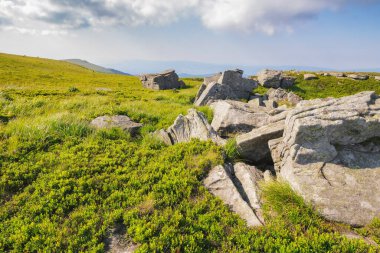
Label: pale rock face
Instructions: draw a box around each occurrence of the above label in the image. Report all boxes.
[267,88,302,107]
[154,109,225,146]
[270,91,380,226]
[304,74,318,80]
[90,115,142,135]
[375,76,380,81]
[194,69,257,106]
[347,74,369,80]
[257,69,283,88]
[204,163,264,227]
[140,69,185,90]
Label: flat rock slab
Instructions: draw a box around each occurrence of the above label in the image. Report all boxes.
[204,163,264,227]
[271,91,380,226]
[236,120,285,163]
[347,74,369,80]
[90,115,142,135]
[140,69,185,90]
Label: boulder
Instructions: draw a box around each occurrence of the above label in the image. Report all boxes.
[155,109,225,145]
[140,69,185,90]
[194,70,257,106]
[257,69,282,88]
[375,76,380,81]
[204,163,264,226]
[280,76,296,88]
[90,115,142,135]
[347,74,369,80]
[210,100,272,137]
[330,72,346,78]
[270,91,380,226]
[304,74,318,80]
[236,120,285,163]
[267,88,302,107]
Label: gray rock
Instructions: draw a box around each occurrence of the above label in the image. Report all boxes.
[304,74,318,80]
[140,69,185,90]
[375,76,380,81]
[194,70,257,106]
[248,97,265,107]
[153,129,173,145]
[280,76,296,88]
[90,115,142,135]
[347,74,369,80]
[210,100,272,137]
[257,69,283,88]
[204,163,264,227]
[263,99,278,109]
[157,109,225,145]
[271,91,380,226]
[236,120,285,163]
[267,88,302,107]
[329,72,346,78]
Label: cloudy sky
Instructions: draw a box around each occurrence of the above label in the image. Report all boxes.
[1,0,380,74]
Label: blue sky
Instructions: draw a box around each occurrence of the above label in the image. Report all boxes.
[0,0,380,75]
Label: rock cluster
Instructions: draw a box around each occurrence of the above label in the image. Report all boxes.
[90,115,142,135]
[194,69,257,106]
[140,69,185,90]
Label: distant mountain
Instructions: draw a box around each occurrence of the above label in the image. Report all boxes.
[63,59,130,75]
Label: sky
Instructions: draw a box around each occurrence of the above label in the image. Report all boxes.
[1,0,380,75]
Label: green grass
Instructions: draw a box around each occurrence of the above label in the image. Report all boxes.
[254,71,380,100]
[0,53,379,252]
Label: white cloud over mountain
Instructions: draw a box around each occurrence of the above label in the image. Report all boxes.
[0,0,374,35]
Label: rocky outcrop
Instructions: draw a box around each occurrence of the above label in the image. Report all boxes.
[154,109,225,145]
[204,163,264,227]
[194,70,257,106]
[304,74,317,80]
[270,91,380,226]
[257,69,295,88]
[267,88,302,107]
[236,120,285,163]
[347,74,369,80]
[90,115,142,135]
[140,69,185,90]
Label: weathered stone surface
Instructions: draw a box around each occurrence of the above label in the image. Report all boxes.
[375,76,380,81]
[204,163,264,226]
[153,129,173,145]
[304,74,318,80]
[140,69,185,90]
[330,72,346,78]
[347,74,369,80]
[157,109,225,145]
[90,115,142,135]
[271,91,380,226]
[236,120,285,163]
[210,100,272,136]
[257,69,282,88]
[267,88,302,107]
[194,70,257,106]
[263,99,278,110]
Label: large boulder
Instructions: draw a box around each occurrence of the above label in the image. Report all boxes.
[204,163,264,227]
[154,109,225,145]
[194,70,257,106]
[270,91,380,226]
[304,74,318,80]
[375,76,380,81]
[236,120,285,163]
[267,88,302,107]
[210,100,272,137]
[140,69,185,90]
[347,74,369,80]
[90,115,142,135]
[257,69,296,88]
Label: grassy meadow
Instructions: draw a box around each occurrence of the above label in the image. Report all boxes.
[0,53,379,252]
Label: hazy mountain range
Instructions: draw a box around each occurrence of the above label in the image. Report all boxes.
[63,59,130,75]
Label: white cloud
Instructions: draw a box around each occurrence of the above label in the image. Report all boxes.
[0,0,373,35]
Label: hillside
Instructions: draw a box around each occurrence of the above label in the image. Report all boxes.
[0,53,379,252]
[64,59,130,75]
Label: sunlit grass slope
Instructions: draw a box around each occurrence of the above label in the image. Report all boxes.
[0,53,379,252]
